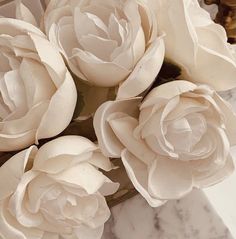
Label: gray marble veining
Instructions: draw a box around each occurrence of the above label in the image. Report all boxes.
[102,190,233,239]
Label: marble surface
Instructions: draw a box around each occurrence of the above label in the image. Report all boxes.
[102,190,233,239]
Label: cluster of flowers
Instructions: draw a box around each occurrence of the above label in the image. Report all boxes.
[0,0,236,238]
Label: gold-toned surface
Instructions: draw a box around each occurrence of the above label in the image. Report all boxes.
[205,0,236,43]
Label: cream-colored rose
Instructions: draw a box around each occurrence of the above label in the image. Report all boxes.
[0,18,77,151]
[0,136,119,239]
[94,81,236,207]
[153,0,236,91]
[43,0,165,98]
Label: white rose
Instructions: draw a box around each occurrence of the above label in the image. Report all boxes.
[154,0,236,91]
[0,136,119,239]
[94,81,236,207]
[43,0,165,98]
[0,18,77,151]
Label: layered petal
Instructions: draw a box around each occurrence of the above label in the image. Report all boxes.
[156,0,236,91]
[0,18,77,151]
[95,80,236,207]
[0,136,118,238]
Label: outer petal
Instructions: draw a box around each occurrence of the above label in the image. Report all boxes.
[117,37,165,99]
[213,92,236,145]
[29,33,67,86]
[42,232,59,239]
[156,0,197,69]
[72,49,130,87]
[121,149,165,207]
[27,33,77,141]
[148,158,193,200]
[16,1,38,26]
[0,130,37,152]
[141,80,197,109]
[0,0,43,25]
[36,71,77,141]
[109,115,156,165]
[93,98,140,158]
[34,136,97,169]
[190,44,236,90]
[0,18,44,37]
[74,225,104,239]
[50,162,111,194]
[193,154,235,188]
[0,199,43,239]
[0,145,37,200]
[157,0,236,91]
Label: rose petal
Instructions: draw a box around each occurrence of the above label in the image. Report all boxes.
[8,170,43,227]
[88,151,115,172]
[117,37,165,99]
[0,129,37,152]
[121,149,165,207]
[94,98,140,157]
[157,0,197,70]
[109,115,156,165]
[79,35,117,61]
[29,33,66,86]
[0,18,44,37]
[148,158,193,200]
[141,80,197,109]
[0,101,49,135]
[36,71,77,141]
[74,225,104,239]
[157,0,236,91]
[190,44,236,91]
[193,154,235,188]
[42,232,59,239]
[19,58,56,107]
[34,136,97,169]
[0,146,37,200]
[50,162,108,194]
[0,199,43,239]
[72,48,130,87]
[16,1,38,26]
[213,92,236,145]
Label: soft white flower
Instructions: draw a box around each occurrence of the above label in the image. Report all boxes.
[94,81,236,207]
[43,0,165,98]
[154,0,236,91]
[0,136,119,239]
[0,18,77,151]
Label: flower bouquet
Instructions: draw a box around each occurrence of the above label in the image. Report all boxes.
[0,0,236,238]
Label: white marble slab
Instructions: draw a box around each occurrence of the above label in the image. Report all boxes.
[103,190,233,239]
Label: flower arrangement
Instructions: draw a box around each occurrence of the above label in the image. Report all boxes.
[0,0,236,238]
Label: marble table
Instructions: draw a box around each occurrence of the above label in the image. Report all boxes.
[102,190,233,239]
